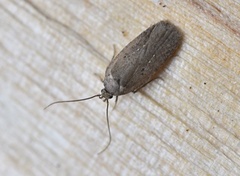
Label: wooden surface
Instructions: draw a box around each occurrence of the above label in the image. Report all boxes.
[1,0,240,175]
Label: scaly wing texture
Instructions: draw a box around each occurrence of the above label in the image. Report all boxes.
[107,21,182,95]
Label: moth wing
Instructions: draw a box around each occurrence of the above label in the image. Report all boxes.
[107,21,182,95]
[105,23,156,84]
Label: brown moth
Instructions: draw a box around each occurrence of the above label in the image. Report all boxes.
[45,21,182,153]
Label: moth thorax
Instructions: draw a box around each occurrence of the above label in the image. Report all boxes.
[103,74,120,95]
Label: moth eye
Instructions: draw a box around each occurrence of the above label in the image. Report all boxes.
[141,68,145,71]
[124,55,127,58]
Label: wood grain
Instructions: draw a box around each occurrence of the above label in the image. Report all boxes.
[1,0,239,175]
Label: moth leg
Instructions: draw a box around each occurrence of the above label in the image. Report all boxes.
[110,44,117,61]
[94,73,104,82]
[115,95,118,104]
[112,96,118,109]
[132,77,163,93]
[95,45,117,82]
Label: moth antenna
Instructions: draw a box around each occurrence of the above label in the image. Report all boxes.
[98,99,111,154]
[44,94,101,110]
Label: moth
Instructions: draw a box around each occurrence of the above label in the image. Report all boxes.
[45,21,182,153]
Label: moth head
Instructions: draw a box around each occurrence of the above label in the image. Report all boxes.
[100,88,113,101]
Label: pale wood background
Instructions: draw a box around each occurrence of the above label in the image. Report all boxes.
[1,0,240,175]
